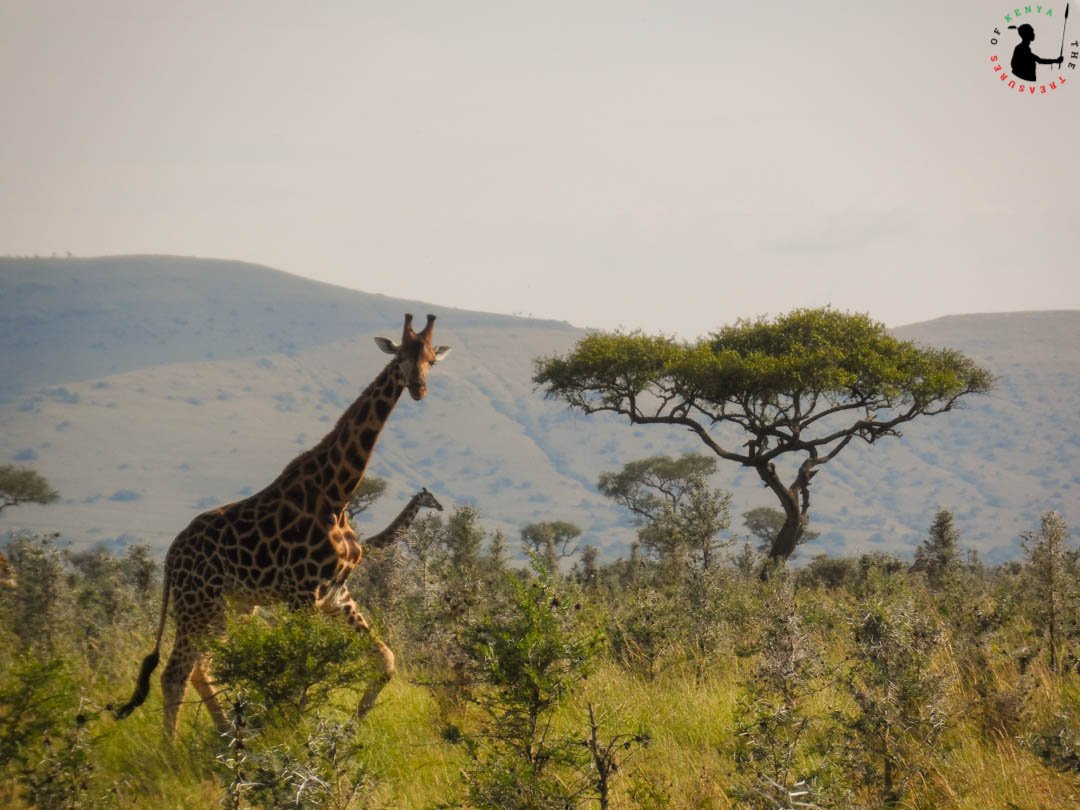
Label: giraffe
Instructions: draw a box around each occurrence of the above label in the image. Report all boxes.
[361,487,443,551]
[114,314,451,736]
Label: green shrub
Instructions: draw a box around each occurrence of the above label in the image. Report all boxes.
[210,608,374,720]
[0,654,81,775]
[841,568,950,805]
[4,534,72,652]
[731,577,826,807]
[0,654,112,809]
[462,569,603,807]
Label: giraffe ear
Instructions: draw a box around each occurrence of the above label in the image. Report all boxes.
[374,337,400,355]
[433,345,452,361]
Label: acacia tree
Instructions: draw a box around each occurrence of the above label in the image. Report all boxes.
[521,521,582,575]
[534,308,992,569]
[597,454,731,572]
[0,465,59,513]
[345,475,388,521]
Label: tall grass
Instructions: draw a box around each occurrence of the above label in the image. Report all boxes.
[3,638,1079,808]
[1,535,1079,808]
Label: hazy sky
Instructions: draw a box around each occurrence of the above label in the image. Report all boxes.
[3,1,1077,337]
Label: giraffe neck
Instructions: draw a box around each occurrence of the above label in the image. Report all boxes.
[275,360,406,514]
[366,493,427,550]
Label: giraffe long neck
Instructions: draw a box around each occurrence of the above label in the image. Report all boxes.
[274,360,406,515]
[366,493,427,550]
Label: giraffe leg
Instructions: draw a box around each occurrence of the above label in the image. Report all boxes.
[161,635,202,738]
[324,596,395,717]
[190,659,229,733]
[161,604,224,737]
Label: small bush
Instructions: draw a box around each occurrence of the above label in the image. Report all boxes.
[841,568,949,805]
[462,568,603,807]
[210,608,374,720]
[0,654,81,775]
[217,695,374,810]
[731,577,825,806]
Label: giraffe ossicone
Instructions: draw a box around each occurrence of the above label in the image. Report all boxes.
[114,314,451,736]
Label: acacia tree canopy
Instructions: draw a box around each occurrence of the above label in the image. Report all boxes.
[346,476,388,520]
[597,454,718,525]
[742,507,818,555]
[0,465,59,513]
[598,454,731,572]
[534,308,993,566]
[521,521,582,574]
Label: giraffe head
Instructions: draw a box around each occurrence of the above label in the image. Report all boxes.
[417,487,444,512]
[374,314,452,400]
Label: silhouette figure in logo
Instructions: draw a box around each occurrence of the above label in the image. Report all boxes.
[1008,23,1064,81]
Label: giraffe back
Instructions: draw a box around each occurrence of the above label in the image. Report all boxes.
[164,484,359,614]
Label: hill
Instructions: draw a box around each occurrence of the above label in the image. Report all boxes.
[1,256,1076,562]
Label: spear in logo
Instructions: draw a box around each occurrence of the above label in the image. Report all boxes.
[1061,3,1071,65]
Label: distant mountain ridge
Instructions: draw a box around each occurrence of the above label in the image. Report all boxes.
[1,256,1077,564]
[0,255,560,400]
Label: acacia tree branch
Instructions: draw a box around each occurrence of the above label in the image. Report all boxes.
[567,382,753,466]
[629,412,752,465]
[798,393,878,428]
[815,430,861,465]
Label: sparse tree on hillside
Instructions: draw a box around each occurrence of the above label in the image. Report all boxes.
[484,530,510,582]
[345,475,388,522]
[0,553,15,590]
[0,466,59,513]
[844,568,948,805]
[597,454,731,573]
[535,308,993,572]
[576,545,600,591]
[911,508,962,588]
[1022,511,1073,673]
[118,544,158,604]
[521,521,582,575]
[462,569,603,808]
[443,506,485,575]
[742,507,818,557]
[439,506,488,627]
[732,579,823,806]
[4,534,68,650]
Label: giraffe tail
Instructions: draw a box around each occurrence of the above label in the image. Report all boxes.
[113,575,171,720]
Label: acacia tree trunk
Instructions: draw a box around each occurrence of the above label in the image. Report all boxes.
[755,461,812,576]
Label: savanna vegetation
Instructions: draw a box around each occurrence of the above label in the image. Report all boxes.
[0,310,1075,808]
[1,470,1078,808]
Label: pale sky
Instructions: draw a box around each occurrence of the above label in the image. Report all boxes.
[2,1,1077,337]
